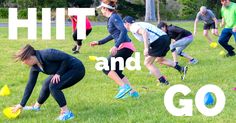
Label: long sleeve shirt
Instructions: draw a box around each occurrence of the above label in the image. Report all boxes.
[167,25,192,41]
[98,12,131,48]
[20,49,84,107]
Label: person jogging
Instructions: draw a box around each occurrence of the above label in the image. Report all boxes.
[123,16,188,84]
[90,0,139,99]
[158,22,198,64]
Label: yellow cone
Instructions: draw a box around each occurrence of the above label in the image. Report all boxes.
[88,56,97,61]
[219,50,226,56]
[0,85,10,96]
[210,42,218,48]
[3,107,21,119]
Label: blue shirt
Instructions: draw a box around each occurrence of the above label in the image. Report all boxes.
[98,12,131,48]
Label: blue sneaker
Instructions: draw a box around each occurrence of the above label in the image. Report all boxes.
[56,111,75,121]
[130,91,139,98]
[23,106,40,111]
[115,84,131,99]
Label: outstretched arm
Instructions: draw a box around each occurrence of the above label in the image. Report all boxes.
[194,18,199,36]
[213,17,218,29]
[20,68,39,107]
[136,28,149,56]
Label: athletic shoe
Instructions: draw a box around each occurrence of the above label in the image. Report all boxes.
[73,50,79,54]
[72,45,80,54]
[130,91,139,98]
[118,87,139,99]
[160,80,169,85]
[226,52,235,57]
[71,45,77,51]
[189,59,198,64]
[115,84,131,99]
[56,111,75,121]
[180,66,188,80]
[23,106,40,111]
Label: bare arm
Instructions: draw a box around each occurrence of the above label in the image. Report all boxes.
[220,18,225,27]
[136,28,149,56]
[194,18,199,35]
[213,17,218,28]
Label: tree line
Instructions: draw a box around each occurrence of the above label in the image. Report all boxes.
[0,0,236,21]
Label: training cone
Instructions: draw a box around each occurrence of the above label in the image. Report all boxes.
[210,42,218,48]
[0,85,10,96]
[88,56,97,61]
[3,107,21,119]
[204,92,214,105]
[219,50,226,56]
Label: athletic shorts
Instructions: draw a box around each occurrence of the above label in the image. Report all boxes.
[204,22,216,30]
[148,35,171,57]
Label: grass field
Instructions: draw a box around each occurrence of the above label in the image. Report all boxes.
[0,22,236,123]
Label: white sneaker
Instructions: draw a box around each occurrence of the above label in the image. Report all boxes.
[23,106,40,111]
[189,59,198,64]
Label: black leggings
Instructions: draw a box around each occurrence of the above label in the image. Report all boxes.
[73,28,92,46]
[37,66,85,107]
[103,48,133,79]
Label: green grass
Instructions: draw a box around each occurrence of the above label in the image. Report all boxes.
[0,22,236,123]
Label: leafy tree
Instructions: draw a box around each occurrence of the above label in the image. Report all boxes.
[178,0,206,19]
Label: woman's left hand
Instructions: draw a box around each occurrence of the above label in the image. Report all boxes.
[51,74,60,84]
[110,46,118,56]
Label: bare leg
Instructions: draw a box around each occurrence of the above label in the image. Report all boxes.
[60,105,69,114]
[34,102,42,107]
[203,30,212,44]
[122,77,136,93]
[181,53,193,61]
[108,70,125,87]
[155,57,176,67]
[145,56,163,79]
[177,51,194,61]
[171,51,178,63]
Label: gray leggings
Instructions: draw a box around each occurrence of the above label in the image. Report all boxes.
[170,35,193,55]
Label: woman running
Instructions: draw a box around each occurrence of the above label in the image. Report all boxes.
[90,0,139,99]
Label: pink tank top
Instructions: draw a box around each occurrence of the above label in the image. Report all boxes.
[118,42,136,52]
[71,16,92,32]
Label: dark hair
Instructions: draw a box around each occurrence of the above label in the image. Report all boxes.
[157,22,168,29]
[102,0,117,12]
[123,16,135,24]
[14,44,36,61]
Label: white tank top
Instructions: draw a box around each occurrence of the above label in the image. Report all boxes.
[130,22,167,43]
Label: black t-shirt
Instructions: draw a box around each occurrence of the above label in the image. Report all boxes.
[167,25,192,41]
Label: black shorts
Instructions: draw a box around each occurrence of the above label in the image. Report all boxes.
[203,22,216,30]
[73,28,92,42]
[148,35,171,57]
[103,48,133,79]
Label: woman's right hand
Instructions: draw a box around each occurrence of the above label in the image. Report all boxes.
[90,41,99,47]
[12,104,22,113]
